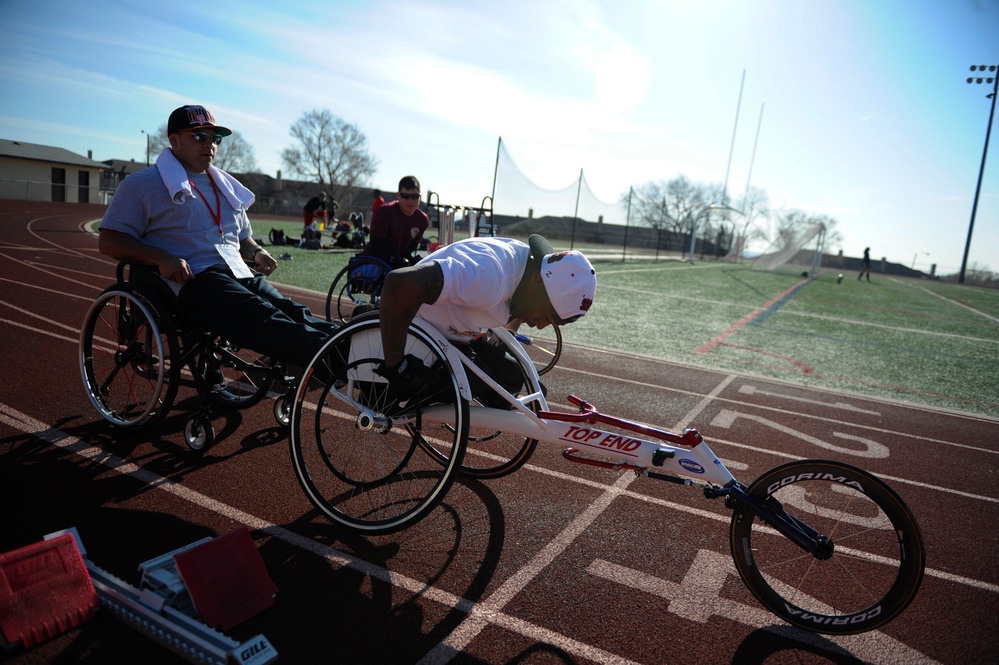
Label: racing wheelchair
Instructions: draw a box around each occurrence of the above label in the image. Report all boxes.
[79,262,297,451]
[287,315,925,635]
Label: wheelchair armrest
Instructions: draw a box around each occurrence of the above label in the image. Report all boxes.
[117,262,185,325]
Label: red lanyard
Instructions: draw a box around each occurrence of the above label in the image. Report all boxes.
[188,172,223,238]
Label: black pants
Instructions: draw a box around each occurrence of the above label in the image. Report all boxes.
[178,267,338,368]
[458,334,524,409]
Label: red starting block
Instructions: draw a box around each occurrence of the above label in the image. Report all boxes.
[0,532,100,649]
[173,526,277,631]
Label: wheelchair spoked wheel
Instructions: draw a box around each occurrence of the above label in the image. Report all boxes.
[729,459,926,635]
[80,285,180,428]
[415,330,543,479]
[290,318,469,534]
[418,357,541,480]
[325,256,389,323]
[517,325,562,376]
[419,400,540,480]
[210,343,276,409]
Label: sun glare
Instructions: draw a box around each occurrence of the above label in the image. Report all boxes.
[594,44,650,114]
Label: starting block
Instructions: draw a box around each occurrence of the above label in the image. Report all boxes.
[1,527,278,665]
[0,532,99,649]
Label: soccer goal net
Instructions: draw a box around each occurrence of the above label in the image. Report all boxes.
[751,222,826,276]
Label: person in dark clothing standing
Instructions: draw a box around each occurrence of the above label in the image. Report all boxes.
[859,247,872,282]
[304,192,335,226]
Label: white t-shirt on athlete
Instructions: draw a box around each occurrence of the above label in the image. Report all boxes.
[415,237,529,343]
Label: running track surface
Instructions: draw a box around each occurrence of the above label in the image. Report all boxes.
[1,202,997,665]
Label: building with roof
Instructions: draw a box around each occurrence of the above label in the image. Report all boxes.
[0,139,110,203]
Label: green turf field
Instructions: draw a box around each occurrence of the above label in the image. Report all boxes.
[253,219,999,419]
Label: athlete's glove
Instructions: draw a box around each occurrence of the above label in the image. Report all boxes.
[374,354,438,410]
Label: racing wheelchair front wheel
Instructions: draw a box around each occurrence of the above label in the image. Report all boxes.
[289,318,469,534]
[517,324,562,376]
[79,285,180,428]
[729,459,926,635]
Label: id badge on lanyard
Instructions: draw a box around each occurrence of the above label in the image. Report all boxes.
[192,173,253,279]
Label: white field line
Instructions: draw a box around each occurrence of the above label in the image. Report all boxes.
[893,278,999,325]
[599,283,999,345]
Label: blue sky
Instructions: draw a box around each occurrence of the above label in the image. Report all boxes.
[1,0,996,274]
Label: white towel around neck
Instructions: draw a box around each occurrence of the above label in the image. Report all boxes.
[155,147,255,211]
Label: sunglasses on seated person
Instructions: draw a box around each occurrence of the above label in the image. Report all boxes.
[398,191,421,200]
[188,130,224,145]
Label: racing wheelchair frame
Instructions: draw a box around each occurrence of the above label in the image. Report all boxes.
[79,262,296,451]
[288,316,925,636]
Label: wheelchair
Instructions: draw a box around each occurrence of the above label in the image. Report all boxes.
[79,262,297,451]
[324,254,393,324]
[286,316,928,637]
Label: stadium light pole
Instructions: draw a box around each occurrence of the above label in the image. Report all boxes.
[960,64,998,284]
[141,129,151,167]
[911,252,929,270]
[688,203,744,263]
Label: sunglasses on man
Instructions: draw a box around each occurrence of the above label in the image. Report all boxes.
[189,131,224,145]
[398,192,420,200]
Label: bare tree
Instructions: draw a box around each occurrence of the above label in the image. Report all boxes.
[147,122,259,174]
[214,132,258,174]
[664,175,708,235]
[281,109,378,206]
[632,176,707,232]
[147,125,169,162]
[729,185,770,262]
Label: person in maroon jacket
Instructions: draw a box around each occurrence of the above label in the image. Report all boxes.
[362,175,428,269]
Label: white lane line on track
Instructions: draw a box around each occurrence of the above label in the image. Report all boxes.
[0,299,90,334]
[416,374,738,665]
[0,276,102,300]
[694,435,999,504]
[588,556,942,665]
[4,399,997,601]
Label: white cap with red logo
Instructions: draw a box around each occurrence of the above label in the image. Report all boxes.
[529,235,596,322]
